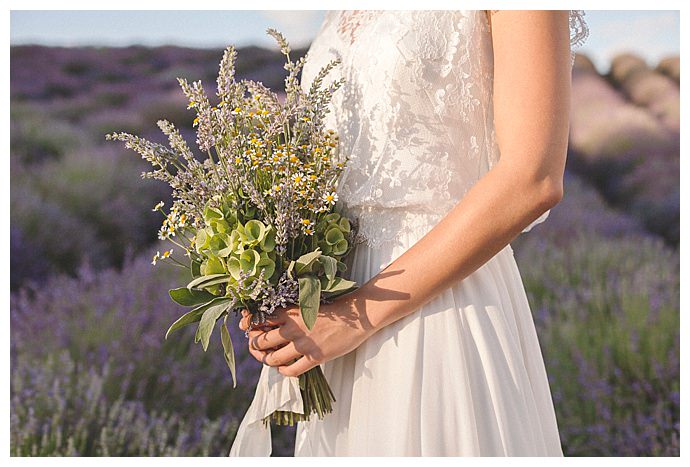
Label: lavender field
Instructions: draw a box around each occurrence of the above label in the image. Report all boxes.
[10,45,679,456]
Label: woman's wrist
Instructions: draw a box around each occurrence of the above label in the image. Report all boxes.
[343,282,410,337]
[339,287,383,340]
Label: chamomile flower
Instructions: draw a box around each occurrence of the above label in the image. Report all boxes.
[152,201,164,211]
[322,191,338,205]
[151,251,160,265]
[292,172,306,186]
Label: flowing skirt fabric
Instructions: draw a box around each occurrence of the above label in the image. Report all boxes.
[293,215,564,456]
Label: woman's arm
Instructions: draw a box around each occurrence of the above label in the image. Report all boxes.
[359,10,572,330]
[243,10,572,377]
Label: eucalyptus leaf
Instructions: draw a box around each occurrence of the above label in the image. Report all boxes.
[325,227,344,246]
[201,255,225,276]
[298,275,321,331]
[227,256,242,280]
[260,227,276,252]
[168,287,216,307]
[324,212,341,224]
[239,249,261,276]
[332,238,349,256]
[204,204,224,222]
[338,217,351,233]
[220,314,237,388]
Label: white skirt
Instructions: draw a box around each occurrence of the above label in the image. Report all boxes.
[294,214,564,456]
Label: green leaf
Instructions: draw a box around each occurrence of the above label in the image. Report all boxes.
[322,277,358,298]
[196,301,231,351]
[197,275,234,289]
[332,238,348,256]
[324,212,341,224]
[227,256,242,280]
[338,217,351,233]
[204,204,224,222]
[257,252,276,280]
[165,296,232,339]
[201,255,225,275]
[295,248,322,276]
[187,273,233,290]
[168,287,216,307]
[220,314,237,388]
[325,227,344,246]
[317,240,332,256]
[244,219,267,244]
[318,255,338,288]
[166,308,206,340]
[298,275,321,331]
[260,226,276,252]
[239,249,261,276]
[191,258,201,278]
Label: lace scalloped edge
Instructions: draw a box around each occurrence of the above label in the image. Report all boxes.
[568,10,590,64]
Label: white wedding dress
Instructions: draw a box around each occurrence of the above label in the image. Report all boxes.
[228,9,589,457]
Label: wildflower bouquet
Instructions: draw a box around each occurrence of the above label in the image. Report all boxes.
[106,29,359,427]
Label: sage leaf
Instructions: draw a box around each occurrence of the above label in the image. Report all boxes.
[298,275,321,331]
[168,287,216,307]
[197,302,230,352]
[318,255,338,288]
[295,249,322,275]
[165,296,233,339]
[220,314,237,388]
[187,273,233,290]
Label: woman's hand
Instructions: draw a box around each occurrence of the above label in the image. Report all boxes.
[238,294,375,377]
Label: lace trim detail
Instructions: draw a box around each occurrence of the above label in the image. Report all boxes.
[336,10,383,45]
[568,10,590,65]
[344,205,446,249]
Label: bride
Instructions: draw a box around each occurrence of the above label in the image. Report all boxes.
[237,10,588,456]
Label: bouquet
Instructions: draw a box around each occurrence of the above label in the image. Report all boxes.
[106,29,359,427]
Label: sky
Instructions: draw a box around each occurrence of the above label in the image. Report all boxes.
[9,9,680,74]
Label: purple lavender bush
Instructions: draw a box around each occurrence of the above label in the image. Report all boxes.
[10,45,679,456]
[10,247,297,455]
[513,230,679,456]
[608,53,679,131]
[568,56,680,246]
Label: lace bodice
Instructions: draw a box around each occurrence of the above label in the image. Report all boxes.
[300,10,589,248]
